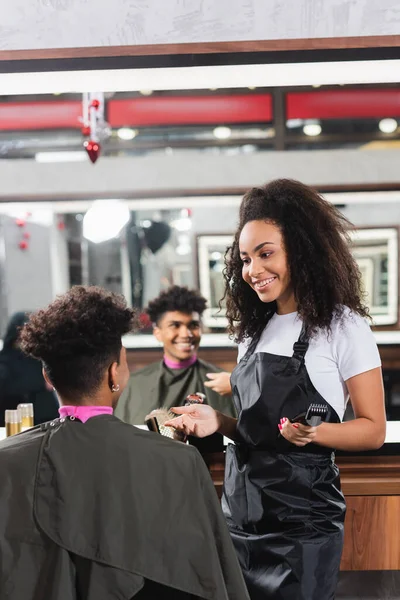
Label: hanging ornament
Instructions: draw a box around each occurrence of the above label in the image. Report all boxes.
[23,231,31,239]
[18,240,29,250]
[15,218,26,227]
[57,220,66,231]
[84,140,101,164]
[80,92,105,164]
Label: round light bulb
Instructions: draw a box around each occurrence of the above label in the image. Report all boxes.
[303,122,322,137]
[213,126,232,140]
[378,118,398,134]
[117,127,137,141]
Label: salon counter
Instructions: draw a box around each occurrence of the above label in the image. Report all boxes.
[205,451,400,571]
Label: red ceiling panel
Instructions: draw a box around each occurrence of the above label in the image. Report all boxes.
[108,94,273,127]
[0,89,399,133]
[0,101,82,131]
[287,89,400,120]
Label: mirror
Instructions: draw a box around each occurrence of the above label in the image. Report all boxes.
[196,227,400,328]
[197,235,233,328]
[350,228,398,326]
[1,79,400,436]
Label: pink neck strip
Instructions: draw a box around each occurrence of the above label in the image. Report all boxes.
[163,354,197,370]
[59,405,113,423]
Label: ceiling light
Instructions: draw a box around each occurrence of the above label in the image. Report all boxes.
[303,122,322,137]
[286,119,303,129]
[35,151,88,163]
[117,127,137,140]
[213,126,232,140]
[139,89,153,95]
[378,118,398,134]
[83,200,130,244]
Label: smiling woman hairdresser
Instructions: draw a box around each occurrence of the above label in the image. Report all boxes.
[166,179,386,600]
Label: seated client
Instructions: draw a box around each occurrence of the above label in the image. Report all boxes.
[0,285,249,600]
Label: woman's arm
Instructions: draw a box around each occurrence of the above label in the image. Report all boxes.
[280,367,386,451]
[314,366,386,451]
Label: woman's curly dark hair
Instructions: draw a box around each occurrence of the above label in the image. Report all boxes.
[147,285,207,324]
[19,286,137,399]
[224,179,369,342]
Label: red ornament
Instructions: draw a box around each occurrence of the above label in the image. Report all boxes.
[90,99,100,109]
[19,240,28,250]
[84,140,101,164]
[15,218,25,227]
[81,125,91,136]
[23,231,30,239]
[57,221,66,231]
[138,312,152,329]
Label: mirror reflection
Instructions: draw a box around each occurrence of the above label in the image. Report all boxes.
[1,82,400,429]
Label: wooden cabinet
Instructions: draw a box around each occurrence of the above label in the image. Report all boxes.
[205,453,400,571]
[338,456,400,570]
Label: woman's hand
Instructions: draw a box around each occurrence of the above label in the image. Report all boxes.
[279,417,317,447]
[204,372,232,396]
[164,404,221,438]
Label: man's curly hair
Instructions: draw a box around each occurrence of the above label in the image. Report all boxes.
[19,286,137,399]
[224,179,369,342]
[147,286,207,324]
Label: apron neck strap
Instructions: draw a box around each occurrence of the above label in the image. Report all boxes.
[292,322,309,362]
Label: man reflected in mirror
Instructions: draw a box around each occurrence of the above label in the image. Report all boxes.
[115,286,236,452]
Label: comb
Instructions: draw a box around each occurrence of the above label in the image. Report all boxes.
[291,403,328,427]
[145,409,186,442]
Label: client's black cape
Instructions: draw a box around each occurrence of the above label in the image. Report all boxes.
[0,415,249,600]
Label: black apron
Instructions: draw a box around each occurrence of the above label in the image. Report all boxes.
[221,326,346,600]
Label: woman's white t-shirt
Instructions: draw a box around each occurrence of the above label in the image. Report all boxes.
[237,308,381,421]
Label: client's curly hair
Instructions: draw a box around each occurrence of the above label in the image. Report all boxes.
[224,179,369,342]
[19,286,137,398]
[147,286,207,324]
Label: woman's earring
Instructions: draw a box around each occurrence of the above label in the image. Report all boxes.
[111,384,120,393]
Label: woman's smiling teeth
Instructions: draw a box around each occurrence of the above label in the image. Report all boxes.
[253,276,277,290]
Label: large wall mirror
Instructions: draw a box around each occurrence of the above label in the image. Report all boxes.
[1,71,400,436]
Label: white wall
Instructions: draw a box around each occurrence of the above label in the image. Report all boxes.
[1,149,400,199]
[2,0,400,52]
[0,149,400,201]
